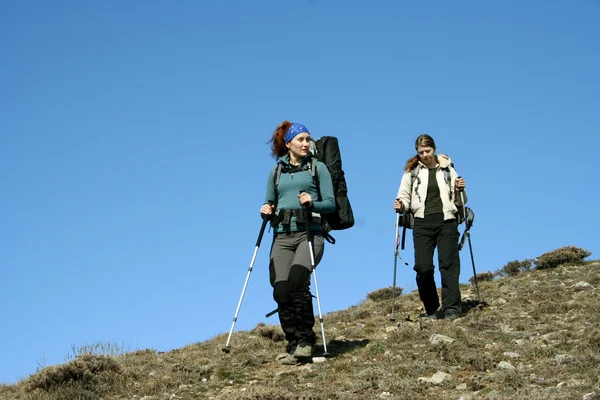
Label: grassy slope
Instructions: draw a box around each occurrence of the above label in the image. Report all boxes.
[2,261,599,400]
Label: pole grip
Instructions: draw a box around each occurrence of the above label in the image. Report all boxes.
[256,215,270,247]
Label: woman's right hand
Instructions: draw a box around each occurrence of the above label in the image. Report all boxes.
[393,199,403,211]
[260,203,274,216]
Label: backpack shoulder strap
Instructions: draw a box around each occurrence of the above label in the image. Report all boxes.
[410,166,422,200]
[272,163,283,207]
[310,158,321,201]
[274,163,283,186]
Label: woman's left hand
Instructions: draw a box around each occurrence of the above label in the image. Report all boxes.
[455,177,466,190]
[298,192,313,207]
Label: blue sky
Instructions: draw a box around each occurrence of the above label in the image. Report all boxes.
[1,0,598,384]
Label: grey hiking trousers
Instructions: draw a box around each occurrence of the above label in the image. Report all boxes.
[269,231,324,285]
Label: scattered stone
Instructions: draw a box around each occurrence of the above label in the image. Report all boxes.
[201,378,207,383]
[418,371,451,384]
[299,365,312,371]
[386,326,398,333]
[571,281,594,291]
[493,298,508,305]
[567,378,586,387]
[430,334,455,345]
[312,357,327,363]
[497,361,516,370]
[227,380,233,385]
[555,354,573,364]
[503,352,521,358]
[583,392,597,400]
[456,383,468,390]
[499,286,513,295]
[515,339,526,346]
[379,392,392,398]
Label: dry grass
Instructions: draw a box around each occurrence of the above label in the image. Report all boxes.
[2,258,600,400]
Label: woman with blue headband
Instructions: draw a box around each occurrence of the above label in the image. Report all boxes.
[260,121,335,364]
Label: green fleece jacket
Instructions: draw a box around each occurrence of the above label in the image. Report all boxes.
[264,154,335,233]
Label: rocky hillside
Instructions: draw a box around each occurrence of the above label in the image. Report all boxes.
[1,249,598,400]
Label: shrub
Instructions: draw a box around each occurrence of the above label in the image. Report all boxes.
[535,246,591,270]
[495,259,533,277]
[253,323,284,342]
[469,271,494,285]
[367,286,403,302]
[26,354,123,394]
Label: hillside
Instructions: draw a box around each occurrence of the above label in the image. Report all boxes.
[2,252,599,400]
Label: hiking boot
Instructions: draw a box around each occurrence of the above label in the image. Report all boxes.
[276,353,299,365]
[443,311,460,321]
[293,343,314,359]
[285,341,298,355]
[419,312,440,320]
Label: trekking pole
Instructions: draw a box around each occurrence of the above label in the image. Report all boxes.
[222,213,271,353]
[391,201,409,322]
[458,187,480,302]
[301,196,329,356]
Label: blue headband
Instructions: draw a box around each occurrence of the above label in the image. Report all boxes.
[284,123,309,143]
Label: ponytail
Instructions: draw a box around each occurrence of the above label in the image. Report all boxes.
[268,121,292,159]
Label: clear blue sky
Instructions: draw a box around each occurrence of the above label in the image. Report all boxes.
[1,0,598,384]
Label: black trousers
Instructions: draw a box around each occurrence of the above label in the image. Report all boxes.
[413,213,461,315]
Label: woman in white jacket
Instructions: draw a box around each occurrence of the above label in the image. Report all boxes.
[393,134,467,320]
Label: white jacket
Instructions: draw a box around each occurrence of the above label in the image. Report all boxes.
[396,154,467,220]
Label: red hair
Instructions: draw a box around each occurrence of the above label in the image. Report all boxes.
[268,120,292,159]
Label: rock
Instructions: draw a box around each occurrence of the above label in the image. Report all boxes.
[492,298,508,305]
[379,392,392,398]
[312,357,327,363]
[456,383,468,390]
[515,339,526,346]
[418,371,451,384]
[497,361,516,370]
[499,286,513,295]
[503,352,521,358]
[555,354,573,364]
[571,281,594,291]
[430,334,455,345]
[567,378,586,387]
[385,326,398,333]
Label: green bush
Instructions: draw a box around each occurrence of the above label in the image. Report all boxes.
[495,259,533,277]
[366,286,403,302]
[469,271,494,285]
[535,246,591,270]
